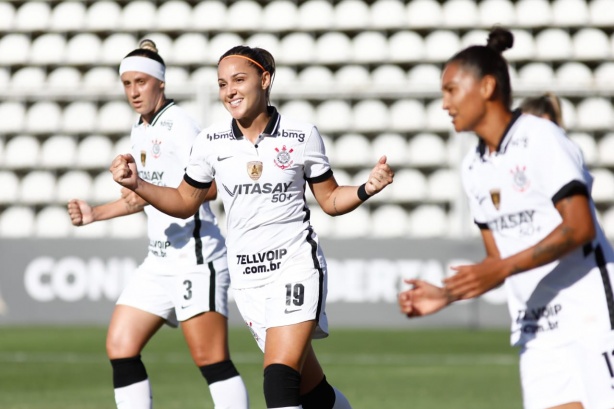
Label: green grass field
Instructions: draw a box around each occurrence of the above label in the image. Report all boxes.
[0,326,522,409]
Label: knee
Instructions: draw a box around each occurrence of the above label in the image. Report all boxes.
[263,363,301,408]
[106,330,140,359]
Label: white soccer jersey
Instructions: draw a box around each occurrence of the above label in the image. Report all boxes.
[185,106,332,289]
[461,111,614,348]
[130,100,226,265]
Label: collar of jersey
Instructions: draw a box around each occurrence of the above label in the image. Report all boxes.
[231,105,281,140]
[477,108,522,159]
[138,99,175,126]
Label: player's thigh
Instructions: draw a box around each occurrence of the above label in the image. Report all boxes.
[264,319,316,371]
[106,304,165,359]
[181,311,230,366]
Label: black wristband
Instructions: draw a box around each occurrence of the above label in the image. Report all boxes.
[357,183,371,201]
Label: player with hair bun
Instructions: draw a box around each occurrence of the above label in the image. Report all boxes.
[68,39,249,409]
[399,27,614,409]
[110,44,394,409]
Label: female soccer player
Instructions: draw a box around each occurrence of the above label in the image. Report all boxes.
[67,40,249,409]
[398,28,614,409]
[109,45,394,409]
[521,92,565,129]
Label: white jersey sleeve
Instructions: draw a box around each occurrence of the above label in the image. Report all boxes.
[461,151,489,227]
[303,126,332,181]
[185,131,215,187]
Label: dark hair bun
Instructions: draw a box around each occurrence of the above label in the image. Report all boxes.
[139,39,158,54]
[486,28,514,54]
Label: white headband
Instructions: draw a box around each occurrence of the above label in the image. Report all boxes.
[119,56,165,82]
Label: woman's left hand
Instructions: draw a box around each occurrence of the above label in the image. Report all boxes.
[365,156,394,195]
[444,257,509,300]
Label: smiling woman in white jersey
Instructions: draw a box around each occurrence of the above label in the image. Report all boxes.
[109,45,394,409]
[398,28,614,409]
[67,39,249,409]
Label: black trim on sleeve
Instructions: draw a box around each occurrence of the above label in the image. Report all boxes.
[475,221,489,230]
[551,180,589,205]
[307,169,333,184]
[183,174,212,189]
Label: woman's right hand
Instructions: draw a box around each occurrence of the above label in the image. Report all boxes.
[67,199,93,226]
[110,154,139,190]
[398,279,451,318]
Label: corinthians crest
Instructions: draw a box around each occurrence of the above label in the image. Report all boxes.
[151,139,162,158]
[274,145,294,170]
[490,188,501,210]
[247,161,263,181]
[510,165,530,192]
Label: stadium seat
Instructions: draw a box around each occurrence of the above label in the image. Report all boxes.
[156,1,192,31]
[40,135,78,169]
[427,169,461,202]
[479,0,516,27]
[371,65,407,88]
[297,65,333,88]
[552,0,589,26]
[65,33,101,65]
[0,102,26,133]
[29,33,66,65]
[113,136,132,157]
[353,100,389,133]
[76,135,113,169]
[0,171,19,204]
[262,1,298,31]
[407,0,443,28]
[332,206,370,238]
[598,133,614,166]
[595,63,614,88]
[335,65,371,89]
[140,33,172,58]
[334,0,370,30]
[165,67,189,87]
[390,169,427,202]
[316,100,352,133]
[109,212,147,238]
[271,66,297,90]
[227,1,262,31]
[305,207,331,237]
[371,204,409,237]
[461,30,490,49]
[19,171,56,204]
[82,67,119,92]
[389,99,426,131]
[424,31,461,62]
[517,62,555,87]
[572,28,610,60]
[206,33,244,64]
[97,102,136,134]
[62,102,97,134]
[56,170,93,203]
[505,29,535,61]
[298,0,334,30]
[515,0,552,27]
[334,133,371,166]
[352,32,389,63]
[330,168,351,187]
[191,1,227,31]
[555,62,593,88]
[535,29,572,61]
[245,33,281,59]
[101,33,137,64]
[387,31,425,63]
[15,2,50,31]
[0,2,15,31]
[0,34,30,65]
[72,218,109,238]
[590,0,614,26]
[279,100,316,124]
[0,68,9,88]
[407,64,442,89]
[279,33,316,65]
[591,168,614,203]
[50,2,85,31]
[576,98,614,130]
[10,67,46,90]
[92,171,121,203]
[442,0,479,28]
[559,98,577,129]
[4,135,39,169]
[26,101,62,134]
[35,206,73,237]
[407,133,448,167]
[0,206,35,238]
[351,168,393,204]
[568,132,597,166]
[85,1,121,31]
[426,99,452,131]
[371,133,408,167]
[120,1,156,31]
[370,0,406,29]
[47,67,82,89]
[315,32,352,64]
[408,205,449,237]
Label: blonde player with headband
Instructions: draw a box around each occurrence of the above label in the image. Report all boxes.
[110,45,394,409]
[67,40,249,409]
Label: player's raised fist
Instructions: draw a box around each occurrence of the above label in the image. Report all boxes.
[365,155,394,196]
[67,199,93,226]
[110,154,138,190]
